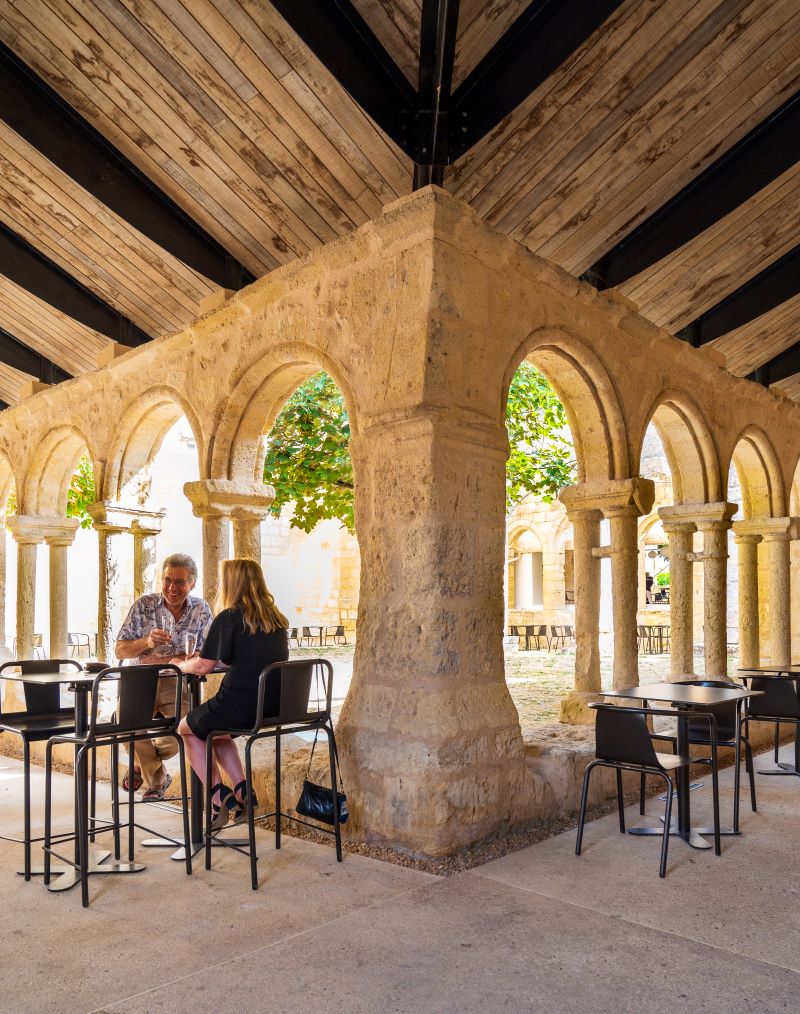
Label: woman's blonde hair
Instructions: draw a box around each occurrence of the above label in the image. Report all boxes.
[214,558,288,634]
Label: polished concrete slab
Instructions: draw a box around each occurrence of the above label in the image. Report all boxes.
[1,746,799,1013]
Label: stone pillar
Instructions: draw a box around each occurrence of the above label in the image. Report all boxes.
[10,531,39,660]
[184,480,275,605]
[232,515,263,562]
[688,505,737,677]
[94,525,124,663]
[0,521,7,649]
[559,508,601,722]
[659,513,697,676]
[732,525,762,669]
[45,523,79,659]
[637,535,647,611]
[604,505,641,689]
[131,517,163,600]
[336,419,527,854]
[760,519,797,667]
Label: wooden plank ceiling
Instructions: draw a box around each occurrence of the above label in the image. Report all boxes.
[0,0,798,403]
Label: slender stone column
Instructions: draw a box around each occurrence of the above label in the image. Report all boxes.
[13,537,39,660]
[95,525,124,663]
[605,505,641,689]
[45,526,79,659]
[0,521,7,650]
[232,515,262,562]
[760,519,797,667]
[200,511,228,606]
[131,517,163,600]
[694,515,736,677]
[559,508,601,722]
[637,535,647,611]
[732,526,761,669]
[659,515,697,676]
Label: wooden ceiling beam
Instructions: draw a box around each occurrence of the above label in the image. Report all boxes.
[0,42,254,290]
[0,326,72,385]
[269,0,416,157]
[0,222,152,347]
[585,91,800,290]
[678,244,800,358]
[449,0,626,161]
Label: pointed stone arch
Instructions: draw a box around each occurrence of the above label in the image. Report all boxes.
[23,424,95,516]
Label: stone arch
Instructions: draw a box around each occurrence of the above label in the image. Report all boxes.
[728,425,785,519]
[0,443,18,509]
[208,343,359,484]
[637,390,721,504]
[23,424,95,515]
[103,387,204,503]
[502,328,627,483]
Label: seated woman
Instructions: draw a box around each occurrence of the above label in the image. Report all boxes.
[177,557,289,828]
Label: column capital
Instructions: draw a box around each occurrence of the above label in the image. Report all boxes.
[88,500,152,533]
[755,517,800,542]
[130,510,166,539]
[183,479,275,521]
[659,502,737,530]
[559,477,655,518]
[7,514,79,545]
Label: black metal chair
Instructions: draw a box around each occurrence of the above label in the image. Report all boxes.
[637,625,653,654]
[549,625,568,650]
[645,678,755,832]
[741,674,800,777]
[288,627,300,648]
[576,703,705,877]
[0,658,82,879]
[324,625,348,645]
[67,633,91,659]
[43,664,191,907]
[203,658,343,890]
[524,624,549,650]
[301,625,323,647]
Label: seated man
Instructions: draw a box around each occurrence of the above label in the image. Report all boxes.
[115,553,212,801]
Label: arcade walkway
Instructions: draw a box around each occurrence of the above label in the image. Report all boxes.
[2,741,796,1013]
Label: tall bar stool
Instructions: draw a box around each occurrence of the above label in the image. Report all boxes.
[204,658,343,890]
[0,658,81,879]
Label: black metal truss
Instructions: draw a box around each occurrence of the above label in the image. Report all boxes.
[413,0,461,189]
[0,42,253,290]
[0,326,72,385]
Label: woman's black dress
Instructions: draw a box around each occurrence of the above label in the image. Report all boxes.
[186,607,289,740]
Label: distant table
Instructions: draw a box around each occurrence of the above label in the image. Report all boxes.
[302,625,324,647]
[602,680,762,850]
[738,666,800,777]
[1,668,144,891]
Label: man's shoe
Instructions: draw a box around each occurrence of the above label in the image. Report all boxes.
[122,768,143,792]
[142,772,173,802]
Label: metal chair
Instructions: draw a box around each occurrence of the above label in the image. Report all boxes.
[324,625,347,645]
[301,625,323,647]
[203,658,343,890]
[549,625,568,650]
[741,674,800,778]
[43,664,191,907]
[67,633,91,659]
[288,627,300,648]
[0,658,82,879]
[524,624,549,650]
[637,625,653,654]
[12,635,45,659]
[576,702,715,877]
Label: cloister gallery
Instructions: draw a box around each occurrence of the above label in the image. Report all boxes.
[0,187,798,854]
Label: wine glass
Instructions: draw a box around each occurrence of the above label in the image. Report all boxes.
[160,611,175,655]
[184,632,197,657]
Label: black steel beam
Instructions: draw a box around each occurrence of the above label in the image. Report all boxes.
[586,92,800,289]
[749,342,800,387]
[678,244,800,350]
[413,0,460,189]
[0,222,152,347]
[449,0,626,160]
[268,0,416,156]
[0,326,72,384]
[0,42,253,290]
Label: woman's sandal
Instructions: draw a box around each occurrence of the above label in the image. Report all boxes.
[231,780,259,824]
[209,783,237,830]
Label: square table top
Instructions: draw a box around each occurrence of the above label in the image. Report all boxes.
[737,665,800,674]
[602,681,761,707]
[0,669,97,686]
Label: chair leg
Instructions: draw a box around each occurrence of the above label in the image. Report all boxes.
[205,738,214,871]
[774,722,780,762]
[43,740,54,885]
[111,743,121,860]
[327,725,343,861]
[245,741,258,891]
[744,737,757,812]
[22,740,31,881]
[615,768,625,833]
[659,775,673,879]
[639,771,646,816]
[89,747,97,843]
[733,734,742,834]
[275,734,281,850]
[710,748,721,857]
[127,737,136,861]
[575,762,598,856]
[76,746,90,908]
[176,737,192,876]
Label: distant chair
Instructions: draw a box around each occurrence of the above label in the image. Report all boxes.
[549,625,568,650]
[12,635,45,660]
[324,625,347,645]
[564,624,575,645]
[525,624,549,650]
[637,625,653,654]
[288,628,300,648]
[68,632,91,659]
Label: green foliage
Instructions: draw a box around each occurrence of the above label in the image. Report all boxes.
[656,571,670,587]
[67,454,96,528]
[505,362,575,510]
[264,364,575,533]
[263,373,353,533]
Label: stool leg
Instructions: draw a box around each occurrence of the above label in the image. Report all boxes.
[22,740,31,881]
[89,748,97,843]
[43,740,54,885]
[615,769,625,833]
[205,738,214,871]
[659,775,673,878]
[246,741,258,891]
[176,736,192,876]
[275,734,281,851]
[111,743,121,859]
[76,746,90,908]
[327,726,342,861]
[575,762,597,856]
[127,737,135,861]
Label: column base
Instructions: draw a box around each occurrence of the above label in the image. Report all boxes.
[559,691,599,726]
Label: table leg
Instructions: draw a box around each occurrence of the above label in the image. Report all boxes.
[758,722,800,776]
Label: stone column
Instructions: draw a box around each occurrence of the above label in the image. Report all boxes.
[94,524,124,663]
[732,524,762,669]
[604,505,642,689]
[336,418,527,855]
[45,522,79,659]
[131,516,163,599]
[0,521,7,650]
[8,526,40,660]
[760,519,797,668]
[199,510,228,606]
[558,507,602,722]
[687,505,737,677]
[659,513,697,676]
[637,535,647,611]
[231,515,263,562]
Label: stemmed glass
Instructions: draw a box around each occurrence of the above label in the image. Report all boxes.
[160,611,175,655]
[184,632,197,657]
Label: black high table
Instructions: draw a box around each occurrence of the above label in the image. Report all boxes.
[2,667,145,891]
[601,680,762,850]
[737,666,800,777]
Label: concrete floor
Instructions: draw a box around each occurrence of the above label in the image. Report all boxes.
[1,744,798,1013]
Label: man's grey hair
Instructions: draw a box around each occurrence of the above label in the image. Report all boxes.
[162,553,198,582]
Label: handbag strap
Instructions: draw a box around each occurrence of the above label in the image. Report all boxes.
[303,663,345,793]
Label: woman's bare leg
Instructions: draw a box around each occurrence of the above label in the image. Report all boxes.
[178,718,221,786]
[212,736,246,787]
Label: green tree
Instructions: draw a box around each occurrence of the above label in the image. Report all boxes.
[264,365,575,533]
[504,361,575,510]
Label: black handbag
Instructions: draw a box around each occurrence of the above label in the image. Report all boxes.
[295,726,348,825]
